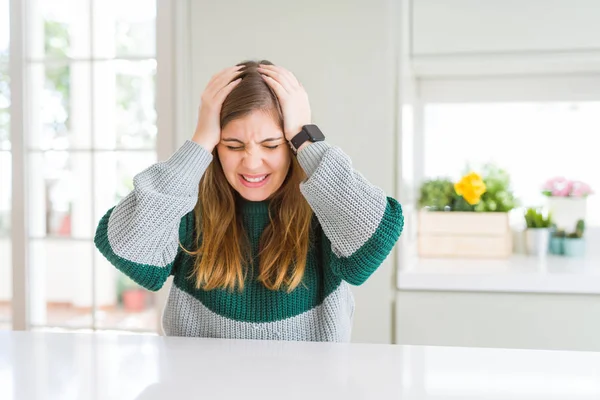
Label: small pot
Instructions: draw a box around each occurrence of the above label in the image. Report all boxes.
[563,238,586,258]
[525,228,551,257]
[549,236,564,255]
[122,289,147,312]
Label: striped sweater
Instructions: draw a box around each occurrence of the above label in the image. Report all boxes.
[94,140,404,342]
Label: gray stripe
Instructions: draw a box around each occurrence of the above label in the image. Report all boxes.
[107,140,212,267]
[299,145,387,258]
[296,141,332,177]
[162,282,355,342]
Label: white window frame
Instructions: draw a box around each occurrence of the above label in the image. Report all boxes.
[9,0,185,332]
[412,73,600,196]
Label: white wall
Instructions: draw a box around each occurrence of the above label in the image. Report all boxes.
[412,0,600,55]
[182,0,403,343]
[411,0,600,77]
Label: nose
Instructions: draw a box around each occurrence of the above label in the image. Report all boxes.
[242,148,263,171]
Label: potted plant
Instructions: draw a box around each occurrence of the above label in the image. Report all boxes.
[542,177,592,231]
[524,207,552,257]
[549,225,566,255]
[418,178,455,211]
[474,164,518,213]
[564,219,586,258]
[417,164,517,258]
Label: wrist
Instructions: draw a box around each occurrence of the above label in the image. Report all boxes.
[288,124,325,154]
[296,141,312,153]
[285,126,303,142]
[191,133,216,153]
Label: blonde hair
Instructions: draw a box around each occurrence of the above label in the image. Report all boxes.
[182,60,313,293]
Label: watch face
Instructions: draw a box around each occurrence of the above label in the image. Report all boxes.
[304,125,325,141]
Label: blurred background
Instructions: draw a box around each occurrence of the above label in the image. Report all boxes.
[1,0,599,350]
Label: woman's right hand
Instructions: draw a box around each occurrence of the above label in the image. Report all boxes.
[191,65,244,152]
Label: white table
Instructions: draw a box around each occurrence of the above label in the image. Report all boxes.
[2,331,600,399]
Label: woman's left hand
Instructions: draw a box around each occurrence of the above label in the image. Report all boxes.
[258,64,312,141]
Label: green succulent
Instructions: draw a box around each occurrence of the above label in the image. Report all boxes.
[525,207,552,228]
[567,219,585,238]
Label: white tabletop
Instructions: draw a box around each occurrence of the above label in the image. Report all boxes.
[398,254,600,294]
[2,331,600,399]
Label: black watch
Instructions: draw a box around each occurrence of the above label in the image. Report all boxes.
[289,124,325,154]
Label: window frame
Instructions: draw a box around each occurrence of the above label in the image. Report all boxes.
[9,0,184,332]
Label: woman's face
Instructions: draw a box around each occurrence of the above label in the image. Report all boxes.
[217,110,291,202]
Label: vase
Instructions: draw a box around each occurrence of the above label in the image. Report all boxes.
[546,197,587,231]
[525,228,550,257]
[563,238,586,258]
[122,289,147,312]
[549,236,564,255]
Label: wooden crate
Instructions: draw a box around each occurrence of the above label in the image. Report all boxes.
[418,211,512,258]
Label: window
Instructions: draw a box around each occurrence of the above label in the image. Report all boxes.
[0,0,11,329]
[423,102,600,226]
[21,0,158,331]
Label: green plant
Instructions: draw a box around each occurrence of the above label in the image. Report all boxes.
[567,219,585,238]
[525,207,552,228]
[474,163,518,212]
[552,228,566,238]
[419,164,518,213]
[418,178,455,211]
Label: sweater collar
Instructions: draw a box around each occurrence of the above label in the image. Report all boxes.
[238,197,271,216]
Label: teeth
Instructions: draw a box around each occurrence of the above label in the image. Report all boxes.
[242,175,267,183]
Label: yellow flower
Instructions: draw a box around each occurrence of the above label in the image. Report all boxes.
[455,172,487,205]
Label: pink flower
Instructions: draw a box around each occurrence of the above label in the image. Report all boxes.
[542,177,570,197]
[571,181,594,197]
[542,176,566,191]
[542,177,593,197]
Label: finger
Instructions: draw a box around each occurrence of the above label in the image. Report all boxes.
[257,67,294,93]
[214,77,242,104]
[206,66,245,98]
[205,65,243,88]
[259,64,300,88]
[261,74,287,100]
[209,65,244,92]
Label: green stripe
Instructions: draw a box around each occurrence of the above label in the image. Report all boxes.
[325,197,404,285]
[172,210,344,323]
[94,207,192,291]
[96,197,403,323]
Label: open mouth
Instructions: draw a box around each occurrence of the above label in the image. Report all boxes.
[242,174,268,183]
[239,174,271,188]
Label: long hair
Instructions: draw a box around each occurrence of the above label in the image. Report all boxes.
[182,60,314,293]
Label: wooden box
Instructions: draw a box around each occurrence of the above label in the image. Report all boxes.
[418,211,512,258]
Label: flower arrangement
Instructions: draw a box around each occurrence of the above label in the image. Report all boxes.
[455,172,486,205]
[419,163,517,212]
[542,177,593,198]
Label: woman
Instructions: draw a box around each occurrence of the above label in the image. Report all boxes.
[94,60,404,342]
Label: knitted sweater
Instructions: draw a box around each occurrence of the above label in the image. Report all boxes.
[94,140,404,342]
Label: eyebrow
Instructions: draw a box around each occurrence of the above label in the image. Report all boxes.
[221,137,284,144]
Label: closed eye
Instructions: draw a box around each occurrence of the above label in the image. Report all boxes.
[264,145,280,150]
[226,146,244,151]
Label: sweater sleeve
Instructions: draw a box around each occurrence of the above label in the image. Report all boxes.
[297,142,404,285]
[94,140,212,291]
